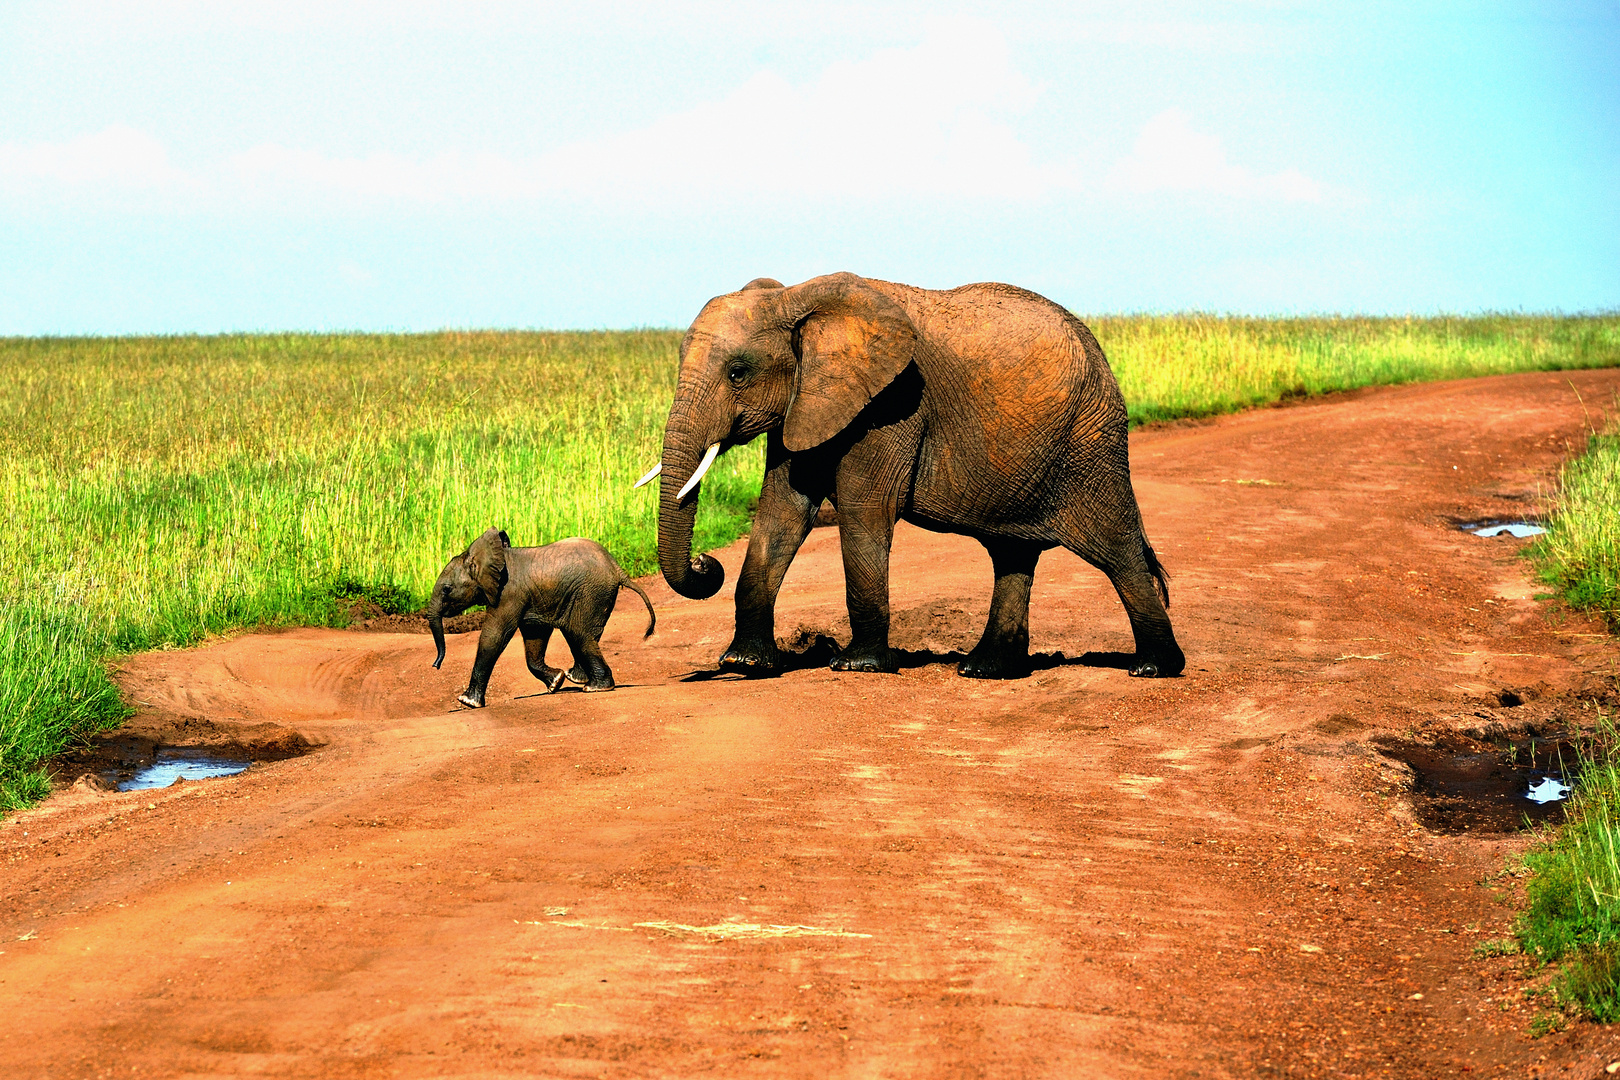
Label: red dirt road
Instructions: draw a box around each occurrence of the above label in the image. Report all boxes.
[5,370,1620,1079]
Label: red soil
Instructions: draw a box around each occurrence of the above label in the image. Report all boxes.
[4,369,1620,1079]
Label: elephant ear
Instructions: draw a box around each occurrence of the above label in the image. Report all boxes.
[465,527,509,606]
[780,273,918,453]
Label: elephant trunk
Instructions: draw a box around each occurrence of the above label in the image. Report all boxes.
[656,411,726,601]
[428,605,447,668]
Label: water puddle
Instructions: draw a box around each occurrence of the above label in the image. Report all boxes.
[1527,777,1572,804]
[1376,732,1576,833]
[116,751,250,791]
[1457,518,1546,538]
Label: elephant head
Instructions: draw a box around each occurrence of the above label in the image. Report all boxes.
[645,272,918,600]
[427,527,509,668]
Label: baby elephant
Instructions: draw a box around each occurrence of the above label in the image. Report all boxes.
[427,528,655,708]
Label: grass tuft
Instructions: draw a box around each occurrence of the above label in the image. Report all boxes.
[0,768,53,814]
[1559,942,1620,1023]
[1473,938,1522,959]
[0,602,131,796]
[1530,427,1620,627]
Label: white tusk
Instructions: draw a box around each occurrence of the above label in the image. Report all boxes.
[632,463,662,489]
[676,442,721,500]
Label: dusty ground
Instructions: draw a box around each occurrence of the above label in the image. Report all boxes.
[5,370,1620,1079]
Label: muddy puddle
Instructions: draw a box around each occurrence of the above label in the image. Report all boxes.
[117,751,251,791]
[1377,730,1580,833]
[1455,517,1546,538]
[52,717,318,795]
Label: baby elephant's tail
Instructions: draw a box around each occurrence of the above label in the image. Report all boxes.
[620,577,657,637]
[1142,538,1171,609]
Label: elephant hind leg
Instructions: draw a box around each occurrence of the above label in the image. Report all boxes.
[1049,461,1183,677]
[959,538,1043,679]
[561,629,615,691]
[1084,533,1184,677]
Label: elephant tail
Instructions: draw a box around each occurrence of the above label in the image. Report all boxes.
[620,577,657,638]
[1142,539,1171,609]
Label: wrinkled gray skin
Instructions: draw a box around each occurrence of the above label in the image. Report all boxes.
[655,272,1183,681]
[427,529,655,708]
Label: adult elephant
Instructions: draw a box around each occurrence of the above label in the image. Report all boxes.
[640,272,1184,680]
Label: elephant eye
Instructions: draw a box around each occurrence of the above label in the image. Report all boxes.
[726,360,752,387]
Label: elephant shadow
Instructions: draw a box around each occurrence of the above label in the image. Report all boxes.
[509,682,650,700]
[678,638,1149,681]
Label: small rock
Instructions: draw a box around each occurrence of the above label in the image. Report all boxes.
[72,773,114,793]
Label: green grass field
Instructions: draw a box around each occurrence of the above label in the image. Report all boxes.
[2,314,1617,810]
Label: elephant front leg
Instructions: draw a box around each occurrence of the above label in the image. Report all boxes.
[720,442,822,675]
[520,622,567,692]
[831,501,899,674]
[459,616,519,708]
[960,539,1042,679]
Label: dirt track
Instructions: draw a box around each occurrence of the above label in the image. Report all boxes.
[5,370,1620,1079]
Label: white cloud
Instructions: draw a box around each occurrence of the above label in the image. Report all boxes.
[551,18,1059,201]
[0,125,193,190]
[1107,108,1324,202]
[226,143,536,202]
[26,30,1359,215]
[216,18,1073,205]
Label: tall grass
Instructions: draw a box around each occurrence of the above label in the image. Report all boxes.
[1531,425,1620,627]
[1097,313,1620,424]
[1510,417,1620,1022]
[1,314,1616,810]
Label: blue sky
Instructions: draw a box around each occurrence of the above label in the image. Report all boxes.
[1,1,1615,333]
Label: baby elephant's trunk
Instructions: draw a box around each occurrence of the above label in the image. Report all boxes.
[429,615,447,669]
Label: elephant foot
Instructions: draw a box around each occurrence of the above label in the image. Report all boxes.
[1129,646,1185,678]
[719,639,781,676]
[830,642,898,674]
[456,689,485,709]
[563,661,615,691]
[957,648,1031,680]
[531,665,568,691]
